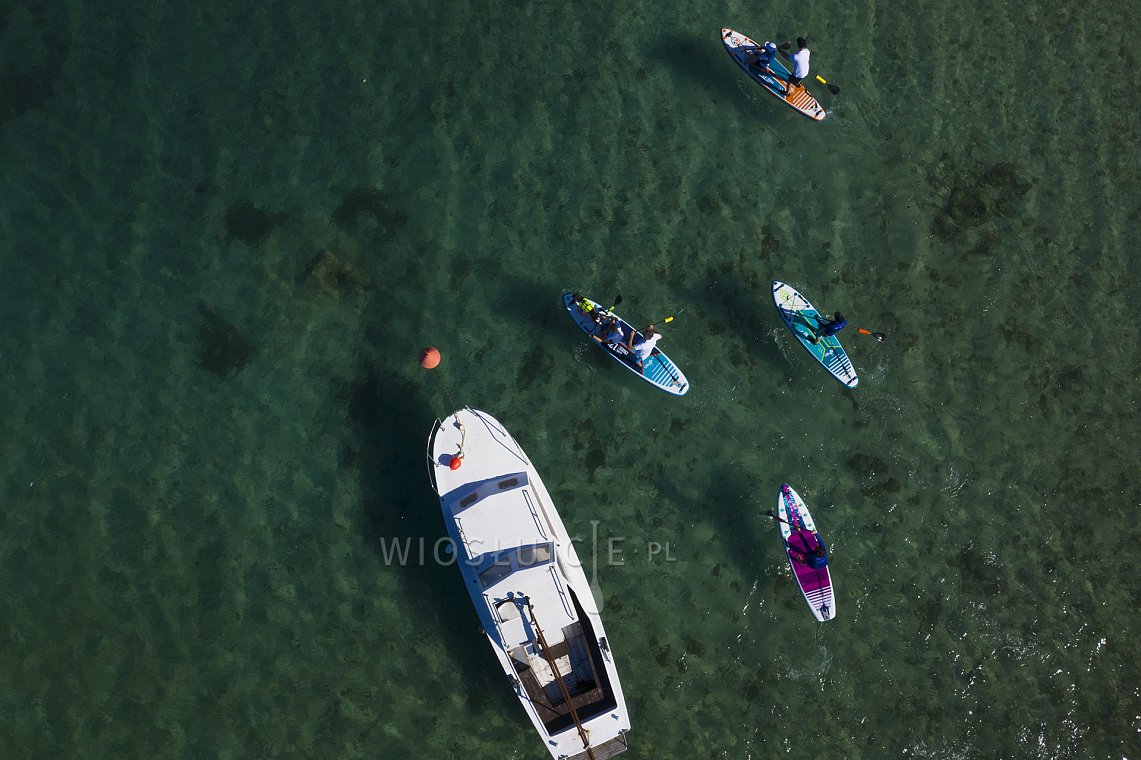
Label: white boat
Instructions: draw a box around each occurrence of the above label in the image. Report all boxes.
[427,408,631,760]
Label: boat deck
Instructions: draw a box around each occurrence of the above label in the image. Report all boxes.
[510,619,616,735]
[567,734,629,760]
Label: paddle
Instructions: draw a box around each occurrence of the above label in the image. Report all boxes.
[646,308,684,327]
[855,327,886,342]
[814,74,841,95]
[766,509,802,530]
[605,294,622,312]
[788,308,882,343]
[766,510,822,557]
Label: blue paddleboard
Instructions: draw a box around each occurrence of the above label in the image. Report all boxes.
[563,291,689,396]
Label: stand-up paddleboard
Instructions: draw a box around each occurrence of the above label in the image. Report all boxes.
[721,28,826,121]
[776,483,834,622]
[563,291,689,396]
[772,280,858,388]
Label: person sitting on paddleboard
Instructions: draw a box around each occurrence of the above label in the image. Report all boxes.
[786,525,828,568]
[593,314,625,345]
[572,292,597,320]
[786,540,810,565]
[808,312,846,344]
[745,42,776,70]
[626,324,661,369]
[806,536,828,568]
[784,37,810,94]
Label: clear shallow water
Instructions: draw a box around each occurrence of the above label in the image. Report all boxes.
[0,0,1136,757]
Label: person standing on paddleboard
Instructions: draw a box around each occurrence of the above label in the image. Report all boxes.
[808,311,846,344]
[626,325,661,370]
[784,37,810,95]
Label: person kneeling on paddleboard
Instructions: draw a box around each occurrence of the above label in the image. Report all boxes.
[809,312,846,344]
[626,325,661,370]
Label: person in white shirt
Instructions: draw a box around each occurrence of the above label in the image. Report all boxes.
[626,325,661,370]
[787,37,810,95]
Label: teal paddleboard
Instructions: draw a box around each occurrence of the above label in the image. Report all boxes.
[771,280,858,387]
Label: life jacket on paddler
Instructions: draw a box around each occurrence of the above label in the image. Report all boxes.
[572,293,600,322]
[807,539,828,569]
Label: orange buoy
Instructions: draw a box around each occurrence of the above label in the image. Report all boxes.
[449,456,463,470]
[419,346,441,369]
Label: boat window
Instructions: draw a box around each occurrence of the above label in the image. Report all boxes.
[479,558,513,587]
[516,543,552,568]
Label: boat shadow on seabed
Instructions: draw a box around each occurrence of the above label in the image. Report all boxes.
[344,365,508,709]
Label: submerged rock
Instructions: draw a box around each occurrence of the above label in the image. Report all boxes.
[947,187,992,226]
[299,249,364,299]
[225,200,285,245]
[332,187,407,230]
[196,305,254,378]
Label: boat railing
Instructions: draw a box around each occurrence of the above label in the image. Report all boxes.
[469,409,531,467]
[425,418,442,495]
[522,489,550,540]
[548,566,575,619]
[454,517,472,554]
[529,486,560,542]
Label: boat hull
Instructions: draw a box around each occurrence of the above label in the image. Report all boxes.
[428,408,630,758]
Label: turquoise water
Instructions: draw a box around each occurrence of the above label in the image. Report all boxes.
[1,0,1136,757]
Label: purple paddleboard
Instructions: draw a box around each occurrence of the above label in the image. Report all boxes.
[776,483,835,621]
